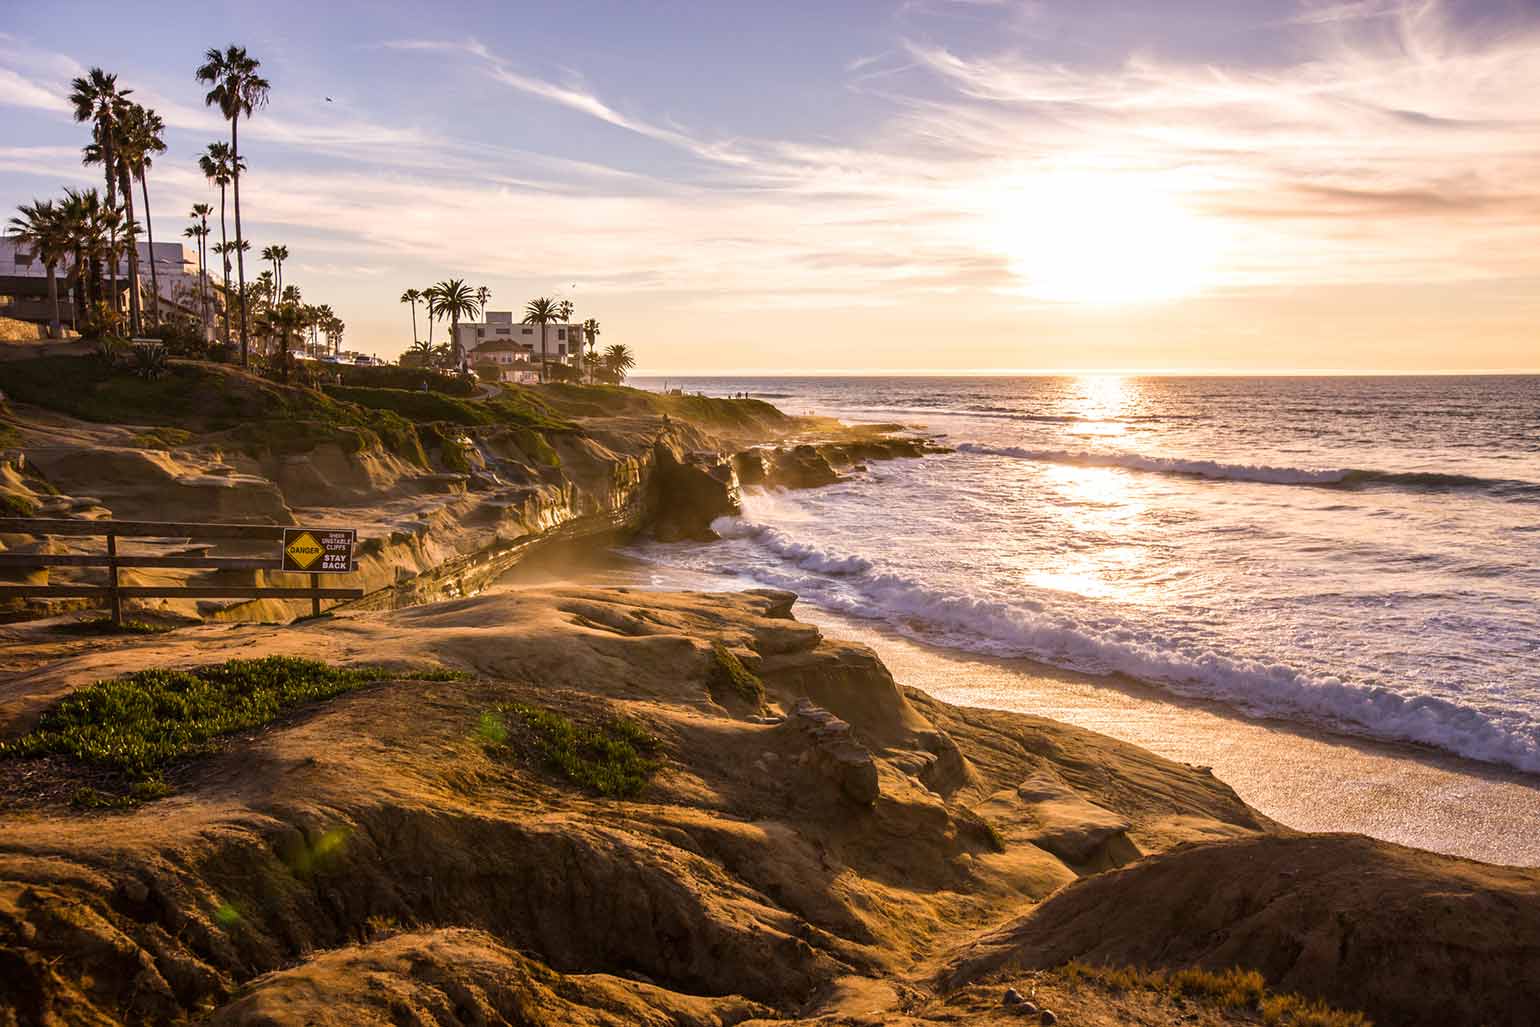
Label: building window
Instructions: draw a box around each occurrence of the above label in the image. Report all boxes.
[558,344,567,356]
[477,328,484,337]
[496,327,509,334]
[521,327,533,335]
[557,328,566,340]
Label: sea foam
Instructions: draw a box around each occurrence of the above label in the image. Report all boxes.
[709,514,1540,774]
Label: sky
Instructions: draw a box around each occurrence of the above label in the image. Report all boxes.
[2,0,1538,373]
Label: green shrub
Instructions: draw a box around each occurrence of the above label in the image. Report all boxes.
[511,426,561,468]
[335,364,477,396]
[0,493,36,517]
[486,702,661,798]
[707,642,764,707]
[129,427,193,450]
[0,656,464,781]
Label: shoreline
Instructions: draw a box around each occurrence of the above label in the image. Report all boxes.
[505,547,1540,867]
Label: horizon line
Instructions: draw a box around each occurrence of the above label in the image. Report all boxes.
[628,368,1540,378]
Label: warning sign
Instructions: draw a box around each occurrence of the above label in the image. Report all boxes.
[281,527,355,574]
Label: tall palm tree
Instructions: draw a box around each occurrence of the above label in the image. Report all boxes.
[523,296,560,382]
[475,284,490,317]
[198,142,241,346]
[261,244,280,304]
[422,284,440,350]
[8,200,68,338]
[313,304,335,356]
[274,243,289,297]
[58,188,100,330]
[184,210,212,338]
[400,288,422,345]
[69,68,133,330]
[582,318,601,382]
[118,103,167,326]
[429,279,479,366]
[602,344,636,385]
[197,45,270,367]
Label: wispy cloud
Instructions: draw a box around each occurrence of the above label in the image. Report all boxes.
[383,38,755,167]
[4,1,1538,367]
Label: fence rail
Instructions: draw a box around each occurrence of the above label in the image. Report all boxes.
[0,518,362,624]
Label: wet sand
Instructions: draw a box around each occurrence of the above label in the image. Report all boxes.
[501,548,1540,867]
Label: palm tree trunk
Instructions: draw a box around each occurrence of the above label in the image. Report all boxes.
[231,116,249,367]
[218,187,231,347]
[119,165,142,336]
[139,173,160,326]
[102,129,119,323]
[198,230,209,339]
[44,264,61,339]
[410,302,418,344]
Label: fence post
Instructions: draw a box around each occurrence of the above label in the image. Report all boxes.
[310,572,321,618]
[106,529,121,628]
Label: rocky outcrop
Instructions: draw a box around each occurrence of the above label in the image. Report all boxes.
[938,831,1540,1027]
[650,441,742,542]
[790,698,880,805]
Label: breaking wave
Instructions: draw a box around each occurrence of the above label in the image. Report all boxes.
[706,515,1540,774]
[957,443,1539,498]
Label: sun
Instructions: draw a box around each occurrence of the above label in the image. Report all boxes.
[994,173,1220,305]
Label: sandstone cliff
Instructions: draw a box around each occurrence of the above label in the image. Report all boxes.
[1,589,1534,1025]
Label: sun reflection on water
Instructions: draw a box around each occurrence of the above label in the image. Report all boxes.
[1017,376,1155,602]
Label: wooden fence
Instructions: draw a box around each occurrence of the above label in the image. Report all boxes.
[0,518,362,625]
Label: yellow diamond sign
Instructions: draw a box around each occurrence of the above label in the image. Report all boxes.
[284,531,323,570]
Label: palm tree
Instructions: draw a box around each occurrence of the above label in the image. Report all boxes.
[58,188,104,329]
[261,244,281,305]
[184,204,213,337]
[273,243,288,297]
[400,288,423,345]
[259,301,306,382]
[197,45,270,367]
[429,279,479,366]
[8,200,68,337]
[70,68,134,331]
[405,337,436,367]
[198,142,242,346]
[475,284,490,317]
[523,296,560,382]
[582,318,600,381]
[118,103,167,326]
[602,344,636,385]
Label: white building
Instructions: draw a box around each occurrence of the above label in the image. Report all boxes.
[0,235,216,330]
[454,311,586,383]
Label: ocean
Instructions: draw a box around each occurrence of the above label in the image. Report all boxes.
[629,375,1540,776]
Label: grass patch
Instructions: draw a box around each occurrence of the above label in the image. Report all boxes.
[1059,963,1372,1027]
[0,357,430,467]
[324,385,496,426]
[533,382,792,434]
[0,493,36,517]
[510,426,561,468]
[128,427,193,450]
[708,642,764,708]
[485,701,661,798]
[0,656,465,783]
